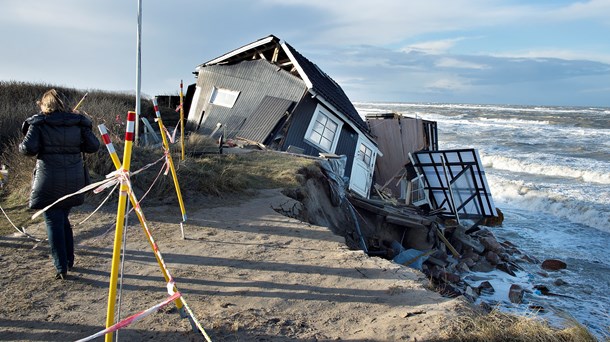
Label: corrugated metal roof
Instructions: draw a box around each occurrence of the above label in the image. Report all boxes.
[239,95,293,143]
[194,35,371,138]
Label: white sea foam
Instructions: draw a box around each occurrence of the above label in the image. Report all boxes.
[478,117,551,125]
[358,102,610,339]
[488,176,610,232]
[481,154,610,185]
[355,102,609,116]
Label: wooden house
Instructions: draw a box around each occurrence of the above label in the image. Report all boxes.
[186,35,380,198]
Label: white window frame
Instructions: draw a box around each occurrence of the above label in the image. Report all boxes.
[209,87,240,108]
[410,174,430,207]
[357,143,373,167]
[305,104,343,153]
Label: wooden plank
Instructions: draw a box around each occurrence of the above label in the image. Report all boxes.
[349,195,386,208]
[349,199,387,215]
[386,215,427,230]
[434,226,461,258]
[235,136,267,150]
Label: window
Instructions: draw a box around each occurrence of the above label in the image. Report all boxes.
[209,87,239,108]
[410,175,429,206]
[358,143,373,166]
[305,105,342,152]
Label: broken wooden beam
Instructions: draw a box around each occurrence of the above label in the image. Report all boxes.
[434,225,461,258]
[386,215,427,230]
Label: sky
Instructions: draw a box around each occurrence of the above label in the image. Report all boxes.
[1,0,609,107]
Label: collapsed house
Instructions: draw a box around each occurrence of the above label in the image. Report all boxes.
[180,34,512,302]
[186,35,380,198]
[182,35,503,280]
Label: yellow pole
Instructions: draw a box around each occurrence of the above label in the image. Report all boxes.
[73,92,89,111]
[97,124,185,313]
[153,98,187,222]
[179,80,185,161]
[105,111,136,342]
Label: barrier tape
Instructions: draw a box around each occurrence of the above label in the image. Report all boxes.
[76,291,182,342]
[0,204,45,242]
[31,152,167,221]
[31,176,118,220]
[97,124,210,341]
[76,182,119,226]
[156,118,180,145]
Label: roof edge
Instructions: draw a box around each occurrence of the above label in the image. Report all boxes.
[281,42,313,89]
[200,35,280,67]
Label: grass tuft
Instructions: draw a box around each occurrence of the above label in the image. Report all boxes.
[439,307,598,342]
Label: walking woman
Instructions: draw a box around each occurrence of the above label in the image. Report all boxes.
[20,89,100,280]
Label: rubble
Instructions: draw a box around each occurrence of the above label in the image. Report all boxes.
[281,160,572,312]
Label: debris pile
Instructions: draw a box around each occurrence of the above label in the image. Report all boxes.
[279,161,570,312]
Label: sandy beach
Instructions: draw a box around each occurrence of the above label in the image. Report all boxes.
[0,188,466,341]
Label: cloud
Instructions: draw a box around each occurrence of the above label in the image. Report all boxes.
[425,78,471,92]
[259,0,549,46]
[402,38,464,54]
[491,49,610,64]
[550,0,610,21]
[2,0,609,106]
[308,42,610,105]
[436,57,489,70]
[0,2,132,33]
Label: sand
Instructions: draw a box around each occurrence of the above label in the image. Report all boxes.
[0,189,465,341]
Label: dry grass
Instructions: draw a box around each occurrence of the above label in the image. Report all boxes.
[438,307,599,342]
[0,82,317,236]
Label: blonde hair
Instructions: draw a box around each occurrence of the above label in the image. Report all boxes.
[37,89,68,114]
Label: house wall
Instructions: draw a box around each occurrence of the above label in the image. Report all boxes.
[187,59,306,137]
[282,95,358,177]
[367,116,427,197]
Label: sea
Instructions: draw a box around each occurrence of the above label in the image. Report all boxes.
[355,102,610,339]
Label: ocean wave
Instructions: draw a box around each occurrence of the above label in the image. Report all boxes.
[489,178,610,232]
[481,154,610,185]
[354,102,609,116]
[478,117,550,125]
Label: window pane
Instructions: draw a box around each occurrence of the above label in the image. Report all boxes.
[327,120,338,133]
[317,113,328,126]
[210,87,239,108]
[322,128,335,140]
[320,137,332,150]
[312,122,325,134]
[309,131,322,144]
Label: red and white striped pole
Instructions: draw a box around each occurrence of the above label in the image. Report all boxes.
[105,111,136,342]
[153,99,187,222]
[98,125,122,168]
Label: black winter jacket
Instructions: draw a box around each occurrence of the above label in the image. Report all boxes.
[19,112,100,209]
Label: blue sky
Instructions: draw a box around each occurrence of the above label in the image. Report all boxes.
[1,0,609,106]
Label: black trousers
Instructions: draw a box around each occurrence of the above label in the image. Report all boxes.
[43,207,73,273]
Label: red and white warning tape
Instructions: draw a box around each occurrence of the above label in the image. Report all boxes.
[75,282,182,342]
